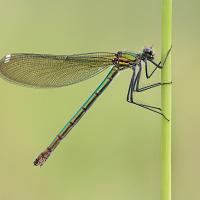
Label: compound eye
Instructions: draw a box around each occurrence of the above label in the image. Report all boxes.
[143,48,150,53]
[147,49,152,53]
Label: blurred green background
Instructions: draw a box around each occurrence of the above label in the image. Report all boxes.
[0,0,199,200]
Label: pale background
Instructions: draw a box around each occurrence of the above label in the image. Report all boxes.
[0,0,199,200]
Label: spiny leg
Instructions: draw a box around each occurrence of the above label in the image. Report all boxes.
[128,100,169,120]
[132,66,162,111]
[126,66,135,102]
[148,46,172,69]
[144,46,172,79]
[135,64,172,92]
[126,66,169,120]
[127,67,161,111]
[144,59,158,79]
[128,84,169,120]
[136,82,172,92]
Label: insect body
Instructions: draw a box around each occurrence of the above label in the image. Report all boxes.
[0,47,171,166]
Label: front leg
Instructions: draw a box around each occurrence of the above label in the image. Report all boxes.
[144,46,172,79]
[136,63,172,92]
[148,46,172,69]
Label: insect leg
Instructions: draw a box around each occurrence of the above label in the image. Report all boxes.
[144,59,159,78]
[136,82,172,92]
[129,100,169,120]
[126,66,169,120]
[136,65,172,92]
[135,63,171,92]
[127,66,161,111]
[148,46,172,69]
[127,66,135,102]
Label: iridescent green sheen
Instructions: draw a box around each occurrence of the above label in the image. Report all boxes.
[48,66,119,152]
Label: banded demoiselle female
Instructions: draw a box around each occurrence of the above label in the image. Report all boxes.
[0,47,171,166]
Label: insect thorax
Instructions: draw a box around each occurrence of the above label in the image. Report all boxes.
[113,51,141,68]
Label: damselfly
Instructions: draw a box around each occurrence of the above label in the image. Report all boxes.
[0,47,171,166]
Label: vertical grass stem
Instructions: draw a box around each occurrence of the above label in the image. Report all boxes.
[161,0,172,200]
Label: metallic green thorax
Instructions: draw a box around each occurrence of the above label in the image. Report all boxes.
[114,51,139,68]
[120,51,137,61]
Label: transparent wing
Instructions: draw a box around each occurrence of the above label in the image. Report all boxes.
[0,52,115,88]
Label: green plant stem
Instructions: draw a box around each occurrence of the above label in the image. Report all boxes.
[161,0,172,200]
